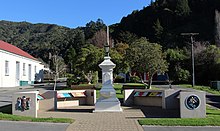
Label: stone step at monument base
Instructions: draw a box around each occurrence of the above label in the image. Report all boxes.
[94,101,123,112]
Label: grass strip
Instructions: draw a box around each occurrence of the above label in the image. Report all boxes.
[180,84,220,95]
[139,107,220,126]
[139,117,220,126]
[0,113,74,123]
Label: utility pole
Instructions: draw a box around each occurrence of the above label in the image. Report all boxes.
[181,33,199,87]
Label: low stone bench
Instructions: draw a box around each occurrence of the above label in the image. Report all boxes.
[123,89,206,118]
[55,90,96,109]
[124,89,180,109]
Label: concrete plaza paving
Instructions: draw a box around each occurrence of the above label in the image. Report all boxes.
[1,85,220,131]
[38,106,145,131]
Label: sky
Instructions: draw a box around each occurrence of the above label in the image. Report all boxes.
[0,0,151,28]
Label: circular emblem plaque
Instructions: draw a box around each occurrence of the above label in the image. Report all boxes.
[185,95,200,110]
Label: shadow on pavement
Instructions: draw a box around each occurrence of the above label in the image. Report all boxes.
[206,95,220,108]
[0,104,12,114]
[55,108,94,113]
[140,106,180,118]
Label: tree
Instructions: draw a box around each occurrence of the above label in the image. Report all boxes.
[110,48,129,77]
[175,0,190,16]
[115,31,138,45]
[75,44,104,84]
[153,19,163,42]
[65,47,77,73]
[50,54,66,90]
[73,29,86,53]
[126,38,168,88]
[115,42,129,56]
[87,29,113,48]
[195,45,220,85]
[166,48,190,83]
[84,19,106,39]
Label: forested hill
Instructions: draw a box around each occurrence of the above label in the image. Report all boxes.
[1,0,220,61]
[113,0,220,48]
[0,0,220,85]
[0,19,106,62]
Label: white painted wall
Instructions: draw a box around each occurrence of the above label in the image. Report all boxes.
[0,49,44,87]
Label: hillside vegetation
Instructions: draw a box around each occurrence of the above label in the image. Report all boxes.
[0,0,220,86]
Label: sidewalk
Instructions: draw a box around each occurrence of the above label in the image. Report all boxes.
[38,106,145,131]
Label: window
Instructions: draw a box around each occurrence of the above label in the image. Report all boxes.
[23,63,26,76]
[5,61,9,76]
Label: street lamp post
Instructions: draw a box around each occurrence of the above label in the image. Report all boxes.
[190,35,195,87]
[181,33,199,87]
[104,26,110,57]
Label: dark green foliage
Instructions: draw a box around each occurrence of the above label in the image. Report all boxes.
[1,0,220,86]
[114,75,125,83]
[114,0,220,48]
[130,76,141,83]
[175,0,191,16]
[153,19,163,42]
[84,19,106,39]
[126,38,168,87]
[166,48,190,83]
[195,45,220,85]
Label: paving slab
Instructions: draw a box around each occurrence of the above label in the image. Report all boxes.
[38,106,145,131]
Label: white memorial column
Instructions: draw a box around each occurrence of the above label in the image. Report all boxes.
[94,26,122,112]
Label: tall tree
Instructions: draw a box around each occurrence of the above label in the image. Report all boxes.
[84,19,105,39]
[87,29,108,48]
[75,44,104,83]
[153,19,163,42]
[126,38,168,88]
[175,0,190,16]
[73,29,85,53]
[166,48,190,83]
[195,45,220,85]
[65,47,77,73]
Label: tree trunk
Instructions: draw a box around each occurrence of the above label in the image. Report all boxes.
[215,10,220,47]
[139,73,144,83]
[148,76,153,89]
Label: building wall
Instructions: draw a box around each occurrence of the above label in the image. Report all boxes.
[0,49,44,87]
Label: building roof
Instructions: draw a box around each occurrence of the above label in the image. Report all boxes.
[0,40,36,60]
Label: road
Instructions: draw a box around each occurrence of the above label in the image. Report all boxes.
[0,120,69,131]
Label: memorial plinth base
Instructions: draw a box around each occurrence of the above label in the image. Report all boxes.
[94,100,122,112]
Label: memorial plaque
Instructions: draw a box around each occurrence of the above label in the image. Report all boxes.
[185,95,200,110]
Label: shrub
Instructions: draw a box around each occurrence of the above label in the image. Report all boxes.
[91,71,98,84]
[130,76,140,83]
[176,68,190,83]
[114,75,125,83]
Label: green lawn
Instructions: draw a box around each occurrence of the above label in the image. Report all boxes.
[0,113,74,123]
[180,84,220,95]
[139,85,220,126]
[139,106,220,126]
[96,83,124,99]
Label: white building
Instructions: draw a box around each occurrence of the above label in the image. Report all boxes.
[0,40,44,87]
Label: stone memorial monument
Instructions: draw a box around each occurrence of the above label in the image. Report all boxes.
[180,91,206,118]
[12,91,38,118]
[94,26,122,112]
